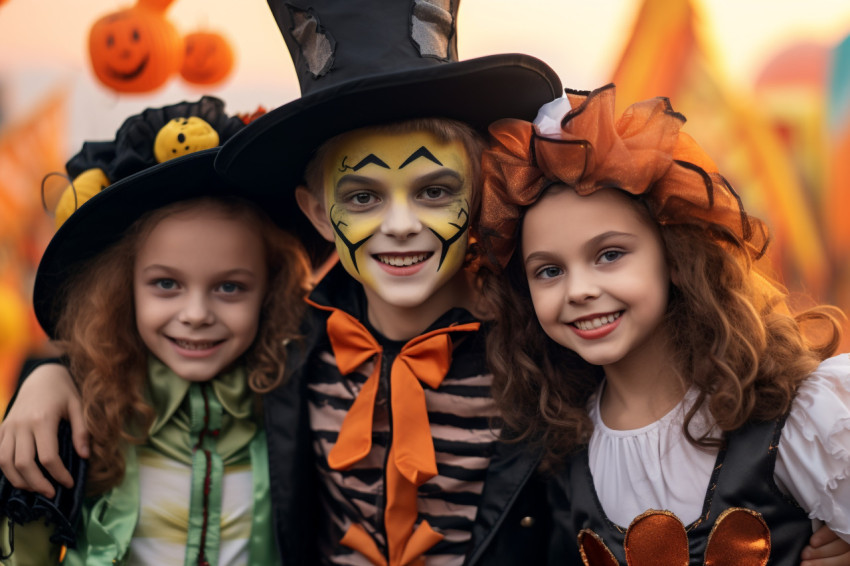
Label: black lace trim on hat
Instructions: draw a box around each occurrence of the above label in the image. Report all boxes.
[65,96,244,184]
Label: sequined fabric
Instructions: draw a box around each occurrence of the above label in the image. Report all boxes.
[577,508,769,566]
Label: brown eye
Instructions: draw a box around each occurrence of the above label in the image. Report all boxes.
[353,193,373,205]
[425,187,444,198]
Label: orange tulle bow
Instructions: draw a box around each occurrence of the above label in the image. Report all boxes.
[478,83,769,270]
[307,298,480,565]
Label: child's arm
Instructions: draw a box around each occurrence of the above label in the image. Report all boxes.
[0,364,88,498]
[801,525,850,566]
[774,355,850,549]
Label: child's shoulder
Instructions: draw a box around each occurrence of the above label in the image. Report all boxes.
[808,352,850,377]
[780,352,850,454]
[797,353,850,401]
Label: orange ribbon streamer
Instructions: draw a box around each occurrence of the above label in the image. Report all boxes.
[307,298,480,565]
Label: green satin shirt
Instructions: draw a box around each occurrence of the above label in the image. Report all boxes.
[1,358,280,566]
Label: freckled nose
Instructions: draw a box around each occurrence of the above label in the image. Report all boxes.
[380,200,422,239]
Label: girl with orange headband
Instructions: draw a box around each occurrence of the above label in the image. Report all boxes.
[476,84,849,564]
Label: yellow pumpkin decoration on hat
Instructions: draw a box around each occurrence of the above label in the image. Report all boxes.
[54,168,110,229]
[52,97,246,229]
[154,117,220,163]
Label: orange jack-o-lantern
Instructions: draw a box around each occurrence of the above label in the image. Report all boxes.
[180,31,235,86]
[88,6,183,93]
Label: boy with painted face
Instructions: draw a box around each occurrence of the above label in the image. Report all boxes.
[165,1,564,561]
[303,127,478,336]
[288,122,495,564]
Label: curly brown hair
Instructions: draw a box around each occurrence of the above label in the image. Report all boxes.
[54,196,310,494]
[480,188,843,472]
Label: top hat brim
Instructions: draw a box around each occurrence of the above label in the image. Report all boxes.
[214,53,562,255]
[34,148,296,338]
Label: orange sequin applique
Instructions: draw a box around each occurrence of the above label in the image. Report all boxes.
[578,508,770,566]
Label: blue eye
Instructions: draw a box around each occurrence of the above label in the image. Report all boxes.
[155,278,177,290]
[535,266,563,279]
[219,282,241,294]
[599,250,624,264]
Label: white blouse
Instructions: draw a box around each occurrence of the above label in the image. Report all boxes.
[587,353,850,542]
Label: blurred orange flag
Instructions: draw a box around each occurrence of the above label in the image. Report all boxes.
[0,89,67,412]
[611,0,830,299]
[825,34,850,315]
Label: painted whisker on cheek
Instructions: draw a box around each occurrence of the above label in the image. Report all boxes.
[329,203,373,273]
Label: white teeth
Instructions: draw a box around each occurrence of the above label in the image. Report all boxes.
[573,312,621,331]
[377,253,430,267]
[174,339,218,350]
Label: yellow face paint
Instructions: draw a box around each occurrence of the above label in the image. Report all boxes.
[321,129,473,309]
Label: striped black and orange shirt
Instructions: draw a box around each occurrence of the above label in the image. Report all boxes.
[306,277,499,565]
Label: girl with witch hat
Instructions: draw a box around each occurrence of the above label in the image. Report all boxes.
[477,84,850,564]
[0,116,310,562]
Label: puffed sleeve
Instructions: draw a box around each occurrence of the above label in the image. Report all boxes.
[774,353,850,543]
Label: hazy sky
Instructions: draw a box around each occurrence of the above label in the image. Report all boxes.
[1,0,849,150]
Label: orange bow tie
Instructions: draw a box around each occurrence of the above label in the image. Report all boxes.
[308,298,480,565]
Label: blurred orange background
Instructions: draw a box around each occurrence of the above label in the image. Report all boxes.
[1,0,849,412]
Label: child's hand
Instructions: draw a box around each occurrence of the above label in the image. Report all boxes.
[801,525,850,566]
[0,363,88,498]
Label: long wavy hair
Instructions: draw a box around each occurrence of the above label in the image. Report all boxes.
[480,187,843,472]
[53,196,310,494]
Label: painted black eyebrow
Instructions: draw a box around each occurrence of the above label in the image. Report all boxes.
[352,154,390,171]
[399,146,443,169]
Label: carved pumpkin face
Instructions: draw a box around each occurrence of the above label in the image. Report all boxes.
[180,31,235,85]
[88,7,183,93]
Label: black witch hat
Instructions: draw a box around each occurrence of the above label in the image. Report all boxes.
[215,0,562,256]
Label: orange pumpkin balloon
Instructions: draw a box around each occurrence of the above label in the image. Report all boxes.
[88,7,183,93]
[180,31,235,86]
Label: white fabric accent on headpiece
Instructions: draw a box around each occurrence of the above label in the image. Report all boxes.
[533,96,572,139]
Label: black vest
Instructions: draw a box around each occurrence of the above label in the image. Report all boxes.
[550,417,812,565]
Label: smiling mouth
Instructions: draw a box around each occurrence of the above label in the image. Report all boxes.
[105,54,150,81]
[169,337,224,351]
[571,311,622,331]
[374,252,433,267]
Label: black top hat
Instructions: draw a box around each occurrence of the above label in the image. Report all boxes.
[34,148,290,339]
[215,0,563,254]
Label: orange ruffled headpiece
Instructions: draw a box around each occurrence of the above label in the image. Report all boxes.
[478,83,769,269]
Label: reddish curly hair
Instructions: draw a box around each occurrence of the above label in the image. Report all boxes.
[480,186,843,472]
[54,196,310,494]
